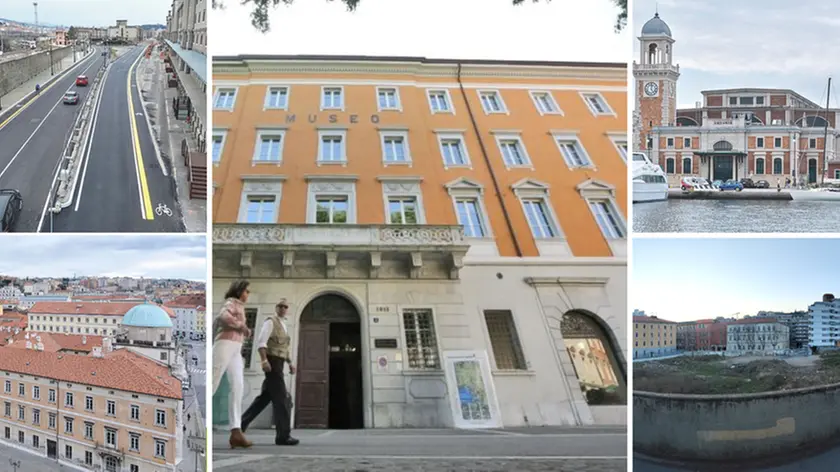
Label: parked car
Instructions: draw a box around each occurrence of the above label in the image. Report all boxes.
[756,180,770,189]
[62,91,79,105]
[740,178,756,188]
[75,75,88,86]
[0,189,23,232]
[717,179,744,191]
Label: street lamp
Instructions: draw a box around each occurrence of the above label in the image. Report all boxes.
[9,459,21,472]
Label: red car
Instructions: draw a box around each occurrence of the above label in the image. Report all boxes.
[76,75,88,86]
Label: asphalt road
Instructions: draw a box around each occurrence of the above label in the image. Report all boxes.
[0,47,102,232]
[50,44,184,232]
[635,443,840,472]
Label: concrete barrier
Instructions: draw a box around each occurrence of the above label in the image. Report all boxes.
[667,189,793,200]
[634,383,840,462]
[0,46,73,97]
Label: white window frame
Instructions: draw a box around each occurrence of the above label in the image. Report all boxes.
[436,132,472,169]
[552,133,594,169]
[511,179,564,241]
[426,89,455,114]
[683,137,691,148]
[106,400,116,417]
[376,86,402,111]
[445,177,493,239]
[237,177,285,224]
[85,395,94,412]
[213,87,238,111]
[607,132,628,162]
[529,90,562,115]
[17,383,23,396]
[252,129,286,164]
[379,177,426,225]
[263,85,290,110]
[130,404,140,421]
[155,439,167,459]
[755,156,766,174]
[32,386,39,400]
[580,92,616,116]
[774,137,783,148]
[397,306,444,371]
[756,137,765,148]
[105,427,117,447]
[306,177,357,224]
[65,392,74,408]
[577,179,628,256]
[130,433,140,451]
[320,86,345,111]
[211,130,227,164]
[379,130,412,166]
[317,129,348,164]
[493,133,533,169]
[84,422,94,440]
[681,154,693,174]
[477,89,508,114]
[155,409,167,428]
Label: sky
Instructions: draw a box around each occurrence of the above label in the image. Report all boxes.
[633,238,839,322]
[634,0,840,109]
[1,0,170,27]
[0,235,206,280]
[211,0,627,62]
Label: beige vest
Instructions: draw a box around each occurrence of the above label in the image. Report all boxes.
[266,316,291,359]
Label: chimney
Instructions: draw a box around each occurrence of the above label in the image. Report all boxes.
[92,346,103,358]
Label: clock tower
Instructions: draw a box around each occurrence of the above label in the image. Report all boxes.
[633,12,680,152]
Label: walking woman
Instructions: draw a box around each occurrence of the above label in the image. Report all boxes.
[212,279,253,449]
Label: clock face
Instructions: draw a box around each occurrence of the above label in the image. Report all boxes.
[644,82,659,97]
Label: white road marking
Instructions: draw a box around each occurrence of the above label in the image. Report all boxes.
[73,60,112,212]
[213,454,626,462]
[474,429,528,436]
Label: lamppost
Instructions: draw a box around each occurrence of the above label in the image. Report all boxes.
[9,458,21,472]
[49,41,54,75]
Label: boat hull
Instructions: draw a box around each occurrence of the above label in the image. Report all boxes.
[633,181,668,202]
[789,189,840,201]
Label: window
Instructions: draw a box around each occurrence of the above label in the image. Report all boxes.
[496,137,531,167]
[666,137,674,148]
[211,131,226,163]
[756,158,765,174]
[3,427,8,439]
[682,158,691,174]
[107,400,116,416]
[106,456,118,472]
[377,87,400,110]
[381,133,410,163]
[756,96,765,105]
[241,308,259,369]
[315,197,348,224]
[484,310,526,370]
[773,157,783,174]
[265,86,289,109]
[49,389,55,403]
[213,88,236,110]
[33,409,40,425]
[530,91,561,114]
[774,137,782,148]
[131,465,139,472]
[65,392,73,407]
[555,138,592,168]
[85,395,94,412]
[521,199,557,238]
[155,409,167,427]
[3,380,8,393]
[155,439,166,458]
[613,140,628,162]
[321,87,343,110]
[402,309,440,369]
[809,138,817,149]
[588,200,626,239]
[561,312,625,405]
[683,137,691,148]
[835,169,840,179]
[130,433,140,451]
[729,96,737,105]
[65,444,72,460]
[756,137,764,148]
[85,451,93,466]
[64,416,74,434]
[478,90,506,113]
[318,132,346,163]
[244,196,276,223]
[105,427,117,447]
[427,90,452,113]
[739,96,754,105]
[18,430,24,443]
[454,198,487,237]
[3,401,8,417]
[18,405,24,420]
[439,136,469,167]
[17,382,23,396]
[48,412,56,429]
[85,422,94,440]
[33,434,39,448]
[385,197,418,224]
[581,93,613,115]
[254,132,284,162]
[32,385,39,400]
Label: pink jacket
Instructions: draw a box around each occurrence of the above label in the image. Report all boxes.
[214,298,249,343]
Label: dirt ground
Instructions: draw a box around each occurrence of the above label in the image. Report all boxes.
[634,353,840,394]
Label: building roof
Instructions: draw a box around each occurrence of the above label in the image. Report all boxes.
[3,331,104,353]
[29,301,175,318]
[170,294,205,306]
[701,88,822,109]
[633,316,677,324]
[640,12,672,38]
[0,348,182,399]
[123,303,174,328]
[731,318,779,324]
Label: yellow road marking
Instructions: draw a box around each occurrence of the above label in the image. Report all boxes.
[0,55,85,131]
[697,417,795,442]
[126,51,154,220]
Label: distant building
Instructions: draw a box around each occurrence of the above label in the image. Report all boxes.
[633,315,677,359]
[19,295,71,311]
[27,302,175,337]
[3,331,104,355]
[757,310,810,349]
[727,318,789,355]
[107,19,140,42]
[808,293,840,351]
[53,30,66,46]
[677,319,729,352]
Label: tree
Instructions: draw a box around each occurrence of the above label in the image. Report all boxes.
[67,26,77,40]
[212,0,626,34]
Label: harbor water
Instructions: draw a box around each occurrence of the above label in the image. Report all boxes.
[633,200,840,233]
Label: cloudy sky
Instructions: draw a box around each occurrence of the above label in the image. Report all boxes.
[633,238,838,322]
[0,236,206,280]
[1,0,170,27]
[634,0,840,108]
[211,0,627,62]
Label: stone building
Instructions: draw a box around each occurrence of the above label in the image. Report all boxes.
[726,318,789,355]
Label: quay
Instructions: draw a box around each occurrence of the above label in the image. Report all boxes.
[667,189,793,201]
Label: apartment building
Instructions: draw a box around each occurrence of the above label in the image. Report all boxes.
[212,55,628,429]
[808,293,840,350]
[676,319,729,352]
[633,315,677,358]
[0,348,182,471]
[726,318,790,355]
[165,303,204,339]
[27,302,175,337]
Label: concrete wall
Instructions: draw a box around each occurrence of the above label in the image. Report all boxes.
[634,383,840,461]
[0,46,73,98]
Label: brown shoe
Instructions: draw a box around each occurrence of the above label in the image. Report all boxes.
[229,428,252,449]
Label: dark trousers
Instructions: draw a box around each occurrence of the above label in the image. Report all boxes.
[241,355,292,440]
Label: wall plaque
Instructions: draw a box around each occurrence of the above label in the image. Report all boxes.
[374,338,398,349]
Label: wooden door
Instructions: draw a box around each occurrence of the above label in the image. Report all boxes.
[294,322,329,428]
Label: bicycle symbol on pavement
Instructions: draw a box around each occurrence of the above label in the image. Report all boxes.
[155,203,173,217]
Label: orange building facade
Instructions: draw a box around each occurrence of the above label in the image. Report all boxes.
[212,56,628,429]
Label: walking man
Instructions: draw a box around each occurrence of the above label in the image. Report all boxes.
[240,299,300,446]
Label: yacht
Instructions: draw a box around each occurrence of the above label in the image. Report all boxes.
[632,152,668,202]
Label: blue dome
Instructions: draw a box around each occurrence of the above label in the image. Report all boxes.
[641,13,672,37]
[122,304,173,328]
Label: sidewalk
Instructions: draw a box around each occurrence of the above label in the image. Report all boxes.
[0,52,84,112]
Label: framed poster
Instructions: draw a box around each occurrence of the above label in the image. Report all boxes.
[443,350,502,429]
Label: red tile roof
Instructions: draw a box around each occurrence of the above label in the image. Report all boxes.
[633,316,677,324]
[29,302,176,318]
[4,331,104,353]
[170,294,205,306]
[0,347,182,399]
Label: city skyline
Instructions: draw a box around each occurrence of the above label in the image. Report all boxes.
[212,0,627,62]
[0,235,206,280]
[1,0,169,28]
[633,238,839,322]
[633,0,840,110]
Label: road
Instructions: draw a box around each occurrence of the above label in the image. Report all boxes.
[635,443,840,471]
[0,43,186,232]
[213,427,627,472]
[0,441,85,472]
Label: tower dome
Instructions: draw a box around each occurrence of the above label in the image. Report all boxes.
[122,303,173,328]
[641,12,672,37]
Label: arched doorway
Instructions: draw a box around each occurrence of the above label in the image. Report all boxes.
[712,140,734,181]
[560,311,626,406]
[295,293,364,429]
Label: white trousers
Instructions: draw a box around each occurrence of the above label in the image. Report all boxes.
[212,340,244,430]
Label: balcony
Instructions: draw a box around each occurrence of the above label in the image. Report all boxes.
[213,224,470,280]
